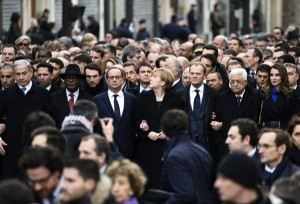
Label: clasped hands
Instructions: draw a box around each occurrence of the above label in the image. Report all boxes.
[140,120,166,141]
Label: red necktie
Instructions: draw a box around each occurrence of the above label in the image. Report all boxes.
[68,93,74,109]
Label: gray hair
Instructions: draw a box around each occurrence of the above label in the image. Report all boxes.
[1,64,14,71]
[166,57,183,76]
[121,45,141,63]
[13,59,32,71]
[229,68,247,80]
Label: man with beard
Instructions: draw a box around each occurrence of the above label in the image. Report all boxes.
[82,63,107,96]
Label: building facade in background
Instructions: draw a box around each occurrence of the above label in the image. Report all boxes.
[1,0,300,43]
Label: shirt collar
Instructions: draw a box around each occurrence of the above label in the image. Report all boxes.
[190,83,204,93]
[235,89,245,98]
[18,81,32,91]
[108,89,123,97]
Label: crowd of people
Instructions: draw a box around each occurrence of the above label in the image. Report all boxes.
[1,8,300,204]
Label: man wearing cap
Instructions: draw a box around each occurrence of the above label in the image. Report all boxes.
[136,19,150,41]
[51,64,93,128]
[193,43,205,57]
[214,152,271,204]
[0,59,53,179]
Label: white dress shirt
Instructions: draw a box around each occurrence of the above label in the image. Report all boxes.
[108,90,124,116]
[189,84,204,110]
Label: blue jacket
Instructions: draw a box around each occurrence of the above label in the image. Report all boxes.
[160,131,213,204]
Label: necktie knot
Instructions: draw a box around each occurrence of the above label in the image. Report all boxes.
[113,94,118,99]
[251,71,256,78]
[195,89,200,95]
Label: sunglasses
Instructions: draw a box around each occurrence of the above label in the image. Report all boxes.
[18,43,29,46]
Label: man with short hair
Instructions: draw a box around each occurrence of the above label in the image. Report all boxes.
[122,44,143,66]
[51,64,93,128]
[82,63,107,96]
[73,54,92,74]
[79,134,116,174]
[255,37,268,50]
[60,159,99,204]
[179,42,193,61]
[132,62,153,95]
[284,63,300,113]
[206,72,223,90]
[19,146,64,204]
[212,68,262,161]
[89,46,105,63]
[0,64,15,90]
[36,62,61,93]
[147,52,159,68]
[243,48,263,77]
[160,109,213,204]
[31,126,67,154]
[179,62,216,151]
[165,57,183,92]
[214,152,270,204]
[1,44,17,65]
[272,48,286,63]
[0,59,53,179]
[229,38,244,54]
[226,118,260,162]
[93,66,136,158]
[213,35,227,50]
[123,62,138,85]
[255,64,271,90]
[244,37,255,50]
[48,58,64,87]
[258,128,300,188]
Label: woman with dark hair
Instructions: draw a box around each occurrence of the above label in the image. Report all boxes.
[7,12,22,44]
[261,63,298,129]
[134,68,184,189]
[287,118,300,166]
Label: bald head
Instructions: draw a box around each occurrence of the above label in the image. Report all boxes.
[180,42,193,60]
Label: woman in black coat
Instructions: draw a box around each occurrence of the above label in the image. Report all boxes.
[134,68,185,189]
[261,63,298,129]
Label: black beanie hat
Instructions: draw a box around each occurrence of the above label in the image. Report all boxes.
[218,152,262,189]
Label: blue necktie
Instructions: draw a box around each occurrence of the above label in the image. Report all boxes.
[193,90,201,116]
[113,94,121,121]
[236,96,241,107]
[21,87,26,95]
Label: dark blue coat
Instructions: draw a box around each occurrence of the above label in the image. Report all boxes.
[93,91,136,158]
[160,131,213,204]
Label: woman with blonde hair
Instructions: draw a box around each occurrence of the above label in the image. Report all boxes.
[106,159,147,204]
[134,68,184,189]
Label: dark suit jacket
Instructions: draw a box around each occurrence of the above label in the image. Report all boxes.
[261,90,298,129]
[93,91,136,158]
[214,87,262,140]
[49,84,61,94]
[0,83,53,178]
[179,84,216,149]
[171,78,183,93]
[160,131,212,204]
[51,88,93,128]
[134,90,185,189]
[295,85,300,114]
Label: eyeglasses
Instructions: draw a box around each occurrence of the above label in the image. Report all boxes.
[107,75,122,80]
[229,80,245,85]
[257,144,276,150]
[18,43,29,47]
[27,174,52,186]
